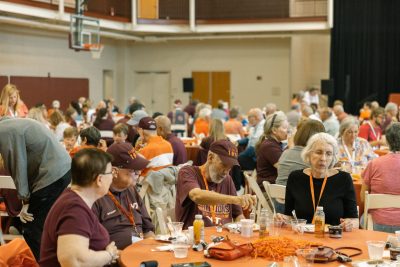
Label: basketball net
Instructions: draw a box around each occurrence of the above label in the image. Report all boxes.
[83,44,104,59]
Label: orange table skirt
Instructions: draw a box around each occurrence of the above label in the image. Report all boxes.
[120,227,389,267]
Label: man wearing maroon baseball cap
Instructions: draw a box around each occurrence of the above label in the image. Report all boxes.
[92,142,155,249]
[175,139,256,229]
[137,116,173,177]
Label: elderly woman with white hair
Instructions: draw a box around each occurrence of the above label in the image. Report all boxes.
[337,116,377,170]
[278,132,358,228]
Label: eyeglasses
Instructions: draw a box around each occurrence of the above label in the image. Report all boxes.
[101,171,113,176]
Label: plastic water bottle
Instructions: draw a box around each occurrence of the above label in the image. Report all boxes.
[314,206,325,238]
[249,209,256,223]
[259,208,269,238]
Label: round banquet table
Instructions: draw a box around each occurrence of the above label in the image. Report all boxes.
[120,227,389,267]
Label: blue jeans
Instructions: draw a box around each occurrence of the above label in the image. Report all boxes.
[272,199,285,214]
[360,214,400,233]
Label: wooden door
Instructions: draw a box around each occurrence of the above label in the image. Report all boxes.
[138,0,158,19]
[211,72,230,107]
[192,72,210,104]
[192,71,230,107]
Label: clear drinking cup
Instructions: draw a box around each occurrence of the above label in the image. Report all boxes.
[240,219,253,238]
[291,219,307,235]
[167,222,184,238]
[296,248,316,267]
[172,239,190,258]
[366,241,386,260]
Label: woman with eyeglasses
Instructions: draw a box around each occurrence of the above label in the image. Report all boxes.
[255,111,289,187]
[277,133,358,228]
[337,116,377,171]
[40,148,119,267]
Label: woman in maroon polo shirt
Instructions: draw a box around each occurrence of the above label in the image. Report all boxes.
[40,148,119,267]
[255,111,289,186]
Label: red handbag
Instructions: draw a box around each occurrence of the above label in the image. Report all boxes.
[206,237,254,261]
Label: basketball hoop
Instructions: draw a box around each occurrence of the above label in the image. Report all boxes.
[84,43,104,59]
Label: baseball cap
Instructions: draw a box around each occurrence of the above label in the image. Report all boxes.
[127,110,148,126]
[210,139,239,167]
[52,100,60,109]
[107,142,149,170]
[138,117,157,130]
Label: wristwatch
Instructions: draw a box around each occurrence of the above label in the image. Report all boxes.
[140,261,158,267]
[22,199,29,205]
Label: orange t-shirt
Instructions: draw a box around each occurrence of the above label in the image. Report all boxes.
[139,135,173,176]
[194,118,209,136]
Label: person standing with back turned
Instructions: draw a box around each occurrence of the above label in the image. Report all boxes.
[0,117,71,261]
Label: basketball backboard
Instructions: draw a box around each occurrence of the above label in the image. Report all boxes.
[69,14,101,51]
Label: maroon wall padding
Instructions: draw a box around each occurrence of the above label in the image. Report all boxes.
[159,0,289,20]
[0,76,9,90]
[10,76,89,111]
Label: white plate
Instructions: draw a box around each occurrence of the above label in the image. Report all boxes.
[155,234,173,242]
[224,222,260,232]
[303,224,329,233]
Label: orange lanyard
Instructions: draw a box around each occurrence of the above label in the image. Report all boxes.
[200,165,217,224]
[309,174,328,223]
[107,191,140,235]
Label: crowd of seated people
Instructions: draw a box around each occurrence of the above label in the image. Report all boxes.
[3,82,400,266]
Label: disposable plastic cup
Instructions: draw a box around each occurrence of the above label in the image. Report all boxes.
[172,241,190,258]
[296,248,316,267]
[240,219,253,238]
[167,222,183,237]
[366,241,385,260]
[291,219,307,235]
[270,218,284,236]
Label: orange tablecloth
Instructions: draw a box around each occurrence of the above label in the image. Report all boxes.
[120,227,389,267]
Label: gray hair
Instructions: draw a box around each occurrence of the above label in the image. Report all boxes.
[255,111,287,154]
[339,116,360,137]
[333,104,344,113]
[385,102,398,113]
[301,132,339,168]
[302,106,314,117]
[264,111,287,136]
[386,122,400,152]
[265,103,277,116]
[198,107,212,119]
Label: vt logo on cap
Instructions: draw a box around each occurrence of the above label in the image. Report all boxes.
[128,149,137,159]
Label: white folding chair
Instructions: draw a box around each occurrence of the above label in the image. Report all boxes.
[99,130,113,138]
[0,175,23,245]
[363,191,400,230]
[262,181,286,215]
[243,170,272,222]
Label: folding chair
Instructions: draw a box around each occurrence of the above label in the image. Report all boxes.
[0,176,23,245]
[363,191,400,230]
[243,171,272,222]
[263,181,286,215]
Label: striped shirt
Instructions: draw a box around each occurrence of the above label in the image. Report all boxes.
[139,135,173,176]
